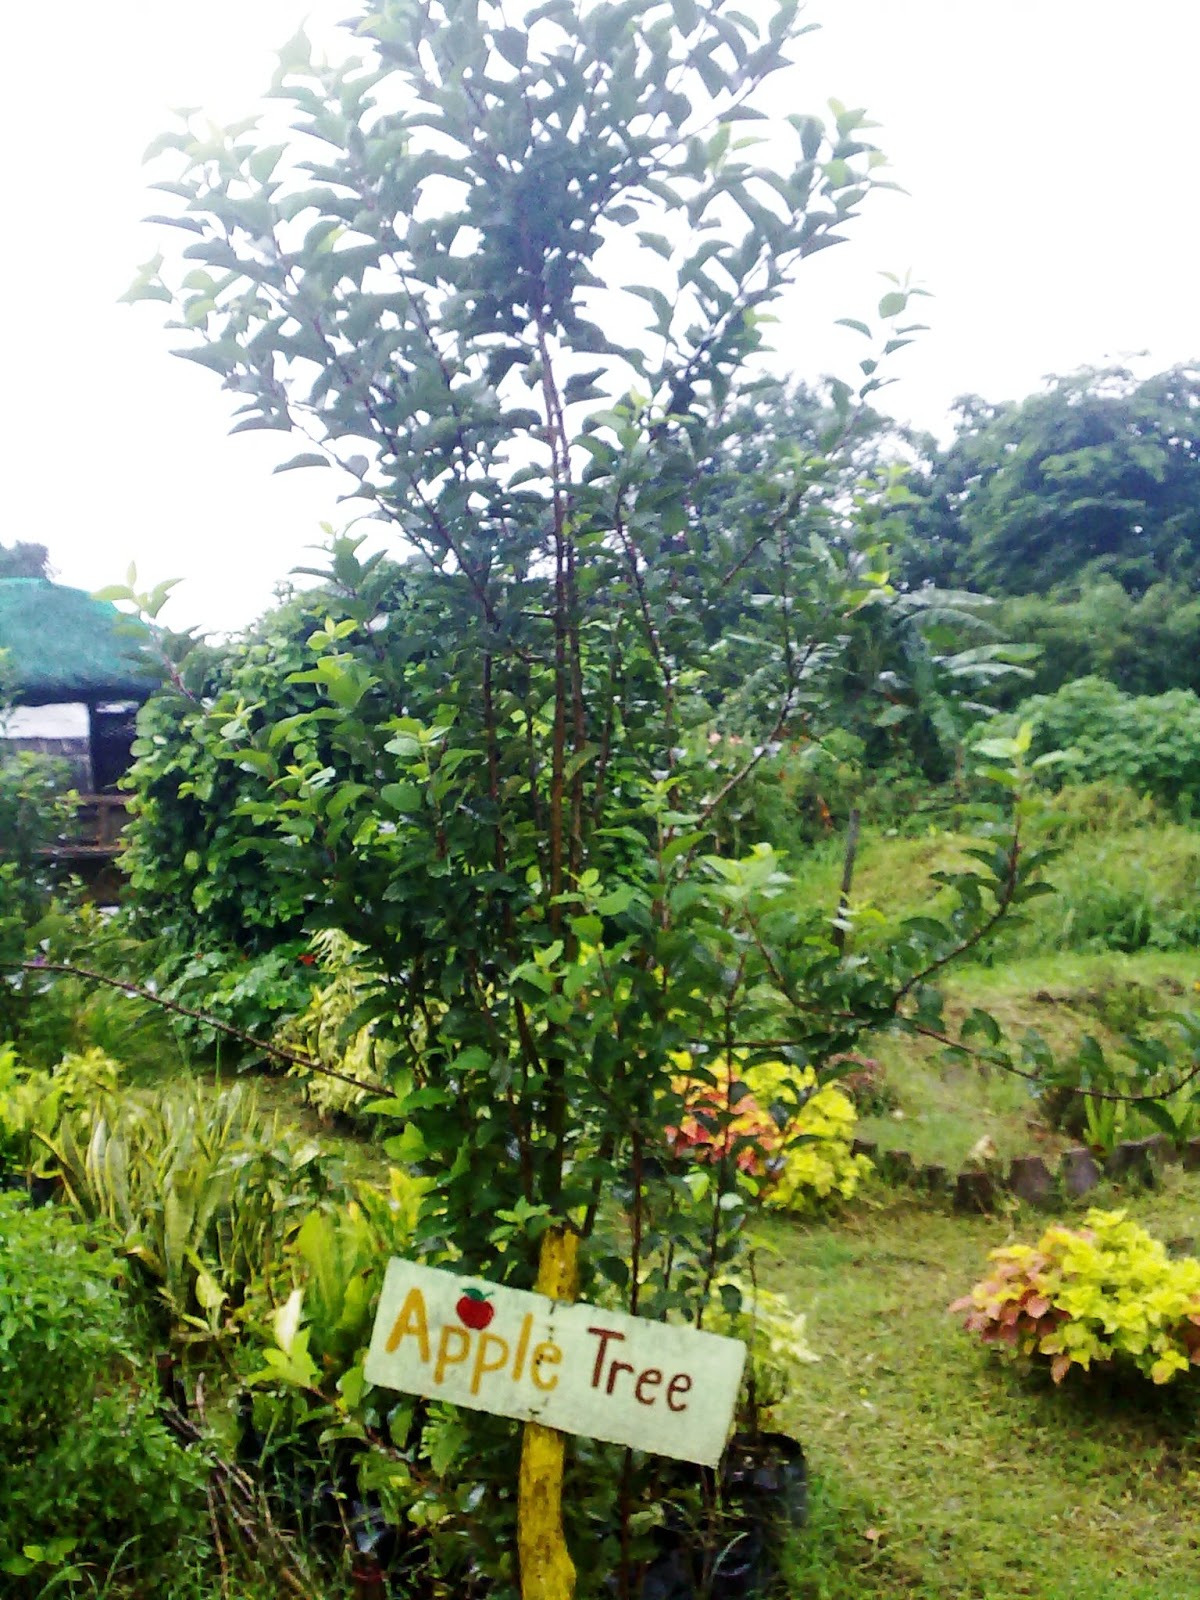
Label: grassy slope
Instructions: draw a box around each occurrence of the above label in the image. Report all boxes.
[783,802,1200,1170]
[786,808,1200,960]
[766,1182,1200,1600]
[852,952,1200,1169]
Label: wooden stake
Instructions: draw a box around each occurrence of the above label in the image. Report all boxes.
[518,1227,579,1600]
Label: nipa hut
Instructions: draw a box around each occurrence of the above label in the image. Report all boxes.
[0,577,160,797]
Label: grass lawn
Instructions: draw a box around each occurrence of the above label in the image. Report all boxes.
[853,951,1200,1170]
[765,1180,1200,1599]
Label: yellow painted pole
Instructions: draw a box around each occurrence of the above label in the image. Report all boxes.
[518,1226,579,1600]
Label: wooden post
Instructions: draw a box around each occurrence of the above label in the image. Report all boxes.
[518,1227,579,1600]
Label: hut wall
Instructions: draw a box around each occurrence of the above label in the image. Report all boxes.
[1,702,92,788]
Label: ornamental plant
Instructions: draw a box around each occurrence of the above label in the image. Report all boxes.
[44,1080,332,1341]
[668,1052,870,1210]
[951,1209,1200,1387]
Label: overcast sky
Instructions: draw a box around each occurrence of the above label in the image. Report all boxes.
[2,2,1197,633]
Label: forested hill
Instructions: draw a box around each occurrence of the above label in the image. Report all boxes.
[891,362,1200,700]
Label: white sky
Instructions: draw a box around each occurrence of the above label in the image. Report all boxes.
[2,1,1197,633]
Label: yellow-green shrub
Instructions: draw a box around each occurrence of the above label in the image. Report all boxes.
[951,1209,1200,1385]
[744,1060,871,1212]
[668,1054,871,1213]
[276,930,394,1117]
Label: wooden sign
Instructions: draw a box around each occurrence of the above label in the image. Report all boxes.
[364,1260,747,1468]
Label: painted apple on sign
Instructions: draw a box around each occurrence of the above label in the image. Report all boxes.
[456,1287,495,1330]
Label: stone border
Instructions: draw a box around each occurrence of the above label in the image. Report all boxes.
[849,1134,1200,1214]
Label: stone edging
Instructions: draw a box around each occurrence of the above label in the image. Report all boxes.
[849,1134,1200,1213]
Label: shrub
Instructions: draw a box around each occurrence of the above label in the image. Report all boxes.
[275,929,397,1118]
[0,1045,120,1183]
[669,1055,871,1212]
[0,1196,207,1593]
[153,941,319,1060]
[992,676,1200,811]
[951,1209,1200,1386]
[0,749,73,925]
[756,1065,871,1212]
[0,748,75,1036]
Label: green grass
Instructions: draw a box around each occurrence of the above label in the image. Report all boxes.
[852,951,1200,1169]
[763,1182,1200,1599]
[786,799,1200,962]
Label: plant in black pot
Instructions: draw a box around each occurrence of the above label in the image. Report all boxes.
[628,1272,814,1600]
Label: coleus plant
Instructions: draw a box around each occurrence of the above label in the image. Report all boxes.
[952,1210,1200,1387]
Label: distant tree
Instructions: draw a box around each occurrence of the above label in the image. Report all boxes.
[993,579,1200,703]
[0,542,51,579]
[896,365,1200,596]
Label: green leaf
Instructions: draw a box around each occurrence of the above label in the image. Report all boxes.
[493,27,528,66]
[381,782,423,812]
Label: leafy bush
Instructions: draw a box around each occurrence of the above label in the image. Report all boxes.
[710,730,869,854]
[153,941,320,1060]
[963,784,1200,957]
[0,747,75,1034]
[993,676,1200,811]
[276,930,396,1118]
[951,1209,1200,1386]
[0,1196,207,1593]
[122,564,423,959]
[44,1080,332,1340]
[669,1055,871,1211]
[0,749,73,922]
[0,1045,120,1182]
[751,1062,872,1211]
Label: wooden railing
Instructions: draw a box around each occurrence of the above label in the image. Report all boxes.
[39,794,130,861]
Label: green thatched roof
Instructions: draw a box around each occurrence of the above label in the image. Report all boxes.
[0,579,159,704]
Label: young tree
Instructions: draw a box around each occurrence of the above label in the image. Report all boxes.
[124,2,1058,1590]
